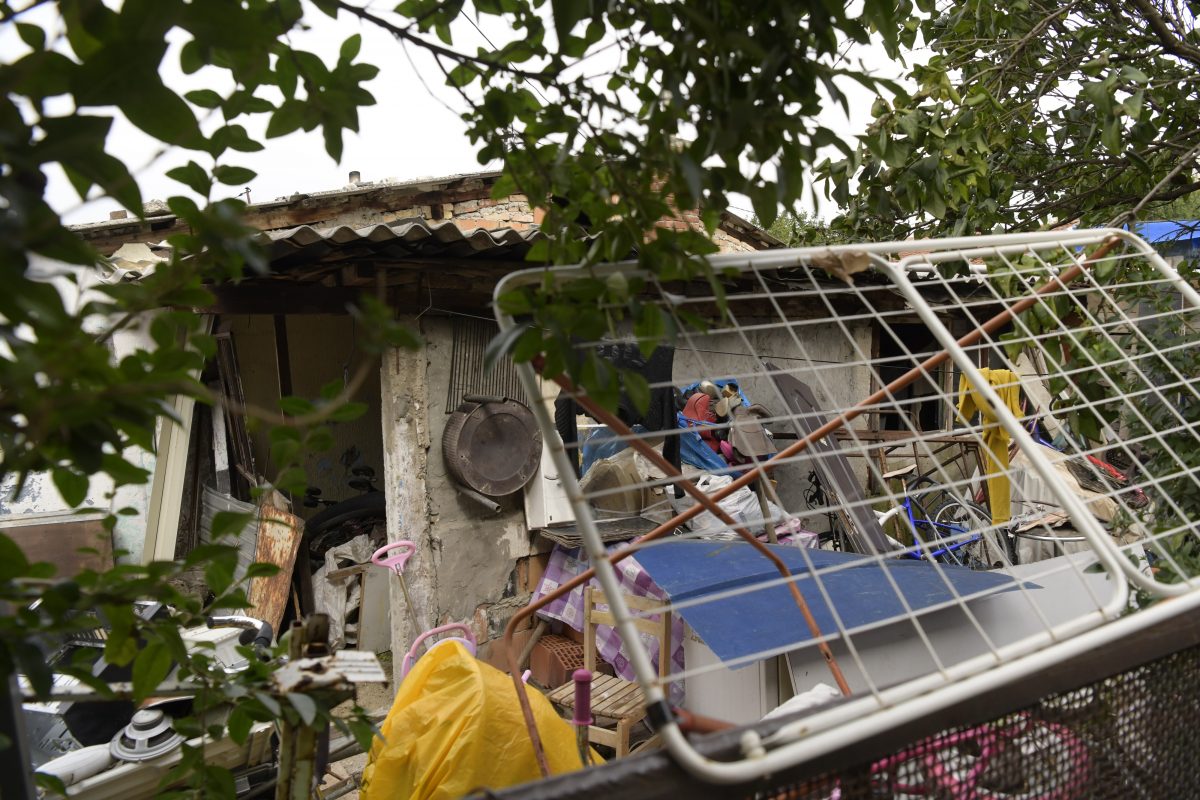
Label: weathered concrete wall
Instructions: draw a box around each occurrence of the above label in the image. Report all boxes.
[672,320,876,517]
[380,324,437,687]
[380,317,541,681]
[380,317,550,674]
[420,318,537,646]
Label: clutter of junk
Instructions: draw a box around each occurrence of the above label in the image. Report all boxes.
[17,325,1148,799]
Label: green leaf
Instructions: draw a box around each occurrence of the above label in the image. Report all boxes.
[0,534,31,582]
[131,641,174,702]
[226,706,252,744]
[52,468,89,507]
[340,34,362,61]
[485,323,532,370]
[34,773,68,797]
[211,124,265,154]
[266,100,306,138]
[185,89,224,109]
[279,396,314,416]
[244,562,281,579]
[447,62,480,88]
[288,692,318,726]
[329,401,368,423]
[17,23,46,51]
[117,80,203,149]
[496,289,532,315]
[211,511,254,540]
[213,165,257,186]
[166,161,213,195]
[634,304,665,357]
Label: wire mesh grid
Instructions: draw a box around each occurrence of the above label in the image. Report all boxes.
[479,635,1200,800]
[494,228,1200,782]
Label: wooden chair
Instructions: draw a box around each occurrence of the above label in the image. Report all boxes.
[546,586,672,757]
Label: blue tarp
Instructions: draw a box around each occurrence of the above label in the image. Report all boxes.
[1131,221,1200,255]
[633,540,1032,665]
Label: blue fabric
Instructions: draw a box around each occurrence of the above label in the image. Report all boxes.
[580,424,645,476]
[633,540,1034,665]
[677,413,729,473]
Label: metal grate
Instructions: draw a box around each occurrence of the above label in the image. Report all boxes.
[490,229,1200,784]
[477,604,1200,800]
[446,316,528,410]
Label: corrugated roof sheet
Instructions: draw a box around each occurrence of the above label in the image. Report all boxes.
[257,217,543,269]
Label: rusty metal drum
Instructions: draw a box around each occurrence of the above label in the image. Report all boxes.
[442,395,542,497]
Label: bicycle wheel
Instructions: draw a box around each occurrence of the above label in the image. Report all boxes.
[304,491,387,562]
[872,719,1090,800]
[908,475,968,517]
[931,499,992,568]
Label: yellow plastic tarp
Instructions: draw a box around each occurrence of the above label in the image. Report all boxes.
[361,641,599,800]
[956,368,1023,524]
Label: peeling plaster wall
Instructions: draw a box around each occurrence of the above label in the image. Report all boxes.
[380,318,537,678]
[422,318,535,634]
[380,325,436,687]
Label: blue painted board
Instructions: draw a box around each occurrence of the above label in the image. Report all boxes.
[632,540,1034,665]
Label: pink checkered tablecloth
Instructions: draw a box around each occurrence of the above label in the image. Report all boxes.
[532,543,686,704]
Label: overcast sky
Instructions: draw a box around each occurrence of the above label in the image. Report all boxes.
[6,6,904,227]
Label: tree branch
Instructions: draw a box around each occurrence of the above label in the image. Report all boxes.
[332,0,559,83]
[1107,140,1200,228]
[1124,0,1200,68]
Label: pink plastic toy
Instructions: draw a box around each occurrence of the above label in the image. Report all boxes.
[371,541,425,639]
[371,541,417,574]
[400,623,477,678]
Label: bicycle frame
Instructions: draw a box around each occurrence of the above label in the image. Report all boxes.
[897,494,985,565]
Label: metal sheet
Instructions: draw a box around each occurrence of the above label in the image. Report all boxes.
[632,540,1031,666]
[258,218,543,269]
[246,504,301,634]
[766,369,891,555]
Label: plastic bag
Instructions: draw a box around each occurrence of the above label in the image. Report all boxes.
[312,534,375,650]
[361,641,600,799]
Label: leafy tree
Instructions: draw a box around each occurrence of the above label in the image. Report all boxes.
[818,0,1200,239]
[756,209,851,247]
[814,0,1200,602]
[1,0,917,794]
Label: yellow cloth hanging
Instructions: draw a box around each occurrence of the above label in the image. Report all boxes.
[956,368,1023,524]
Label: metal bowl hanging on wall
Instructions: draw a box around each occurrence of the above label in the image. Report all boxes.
[443,394,543,497]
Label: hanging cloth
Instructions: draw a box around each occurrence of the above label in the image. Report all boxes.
[956,368,1023,524]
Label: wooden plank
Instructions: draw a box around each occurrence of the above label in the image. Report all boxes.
[0,519,113,577]
[546,683,575,706]
[592,681,642,718]
[324,562,370,583]
[246,502,302,634]
[357,567,391,653]
[610,687,648,719]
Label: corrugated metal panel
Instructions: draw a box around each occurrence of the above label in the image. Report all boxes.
[200,487,258,579]
[258,218,543,269]
[446,316,528,409]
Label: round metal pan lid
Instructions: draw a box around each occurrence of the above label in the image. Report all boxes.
[443,396,542,497]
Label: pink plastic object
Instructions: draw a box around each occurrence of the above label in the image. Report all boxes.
[400,623,477,678]
[573,669,593,766]
[372,541,416,575]
[572,669,593,726]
